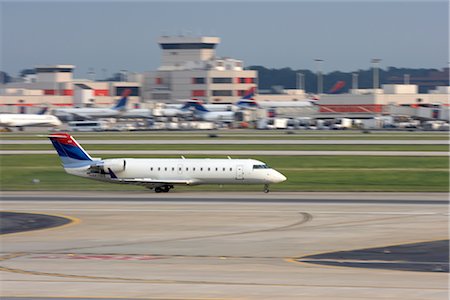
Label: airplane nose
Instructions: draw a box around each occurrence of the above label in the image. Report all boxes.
[269,171,287,183]
[276,172,287,183]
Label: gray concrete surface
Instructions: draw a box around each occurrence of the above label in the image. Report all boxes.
[0,192,448,300]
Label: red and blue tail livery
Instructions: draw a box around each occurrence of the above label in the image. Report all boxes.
[48,133,94,167]
[241,86,256,100]
[112,89,131,111]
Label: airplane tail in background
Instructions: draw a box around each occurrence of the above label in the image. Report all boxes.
[37,107,49,115]
[48,133,94,167]
[236,87,258,109]
[112,89,132,111]
[236,99,259,109]
[182,101,209,113]
[241,86,256,100]
[328,81,346,94]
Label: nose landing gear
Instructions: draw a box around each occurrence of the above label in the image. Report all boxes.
[264,184,270,193]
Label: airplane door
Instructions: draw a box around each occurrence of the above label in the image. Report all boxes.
[235,165,244,180]
[177,164,183,175]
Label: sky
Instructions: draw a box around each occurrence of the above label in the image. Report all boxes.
[1,0,448,78]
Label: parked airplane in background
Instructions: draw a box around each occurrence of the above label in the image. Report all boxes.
[52,89,136,121]
[0,107,62,129]
[153,102,194,117]
[236,98,317,110]
[163,87,256,114]
[48,133,286,193]
[186,102,235,122]
[201,87,257,112]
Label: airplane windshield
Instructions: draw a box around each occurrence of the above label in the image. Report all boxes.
[253,164,271,169]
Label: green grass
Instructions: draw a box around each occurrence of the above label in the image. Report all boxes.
[1,155,448,192]
[1,144,448,151]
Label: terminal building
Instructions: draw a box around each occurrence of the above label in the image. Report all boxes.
[0,65,141,113]
[315,84,449,120]
[142,36,257,104]
[0,35,448,122]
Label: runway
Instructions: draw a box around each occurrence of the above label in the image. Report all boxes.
[1,192,448,300]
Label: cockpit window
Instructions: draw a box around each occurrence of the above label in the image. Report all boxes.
[253,164,271,169]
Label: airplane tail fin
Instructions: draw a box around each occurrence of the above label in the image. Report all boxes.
[236,87,258,109]
[48,133,94,167]
[236,99,259,109]
[181,101,209,113]
[112,89,131,111]
[241,86,256,100]
[37,107,49,115]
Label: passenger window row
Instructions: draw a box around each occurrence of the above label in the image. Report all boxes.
[150,167,234,172]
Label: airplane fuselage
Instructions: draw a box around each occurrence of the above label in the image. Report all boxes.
[53,108,122,119]
[49,133,286,193]
[67,158,286,186]
[0,114,62,127]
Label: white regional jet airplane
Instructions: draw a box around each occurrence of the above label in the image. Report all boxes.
[48,133,287,193]
[0,107,62,129]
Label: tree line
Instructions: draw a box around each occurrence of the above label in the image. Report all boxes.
[247,66,447,93]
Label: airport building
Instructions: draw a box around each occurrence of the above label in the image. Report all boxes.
[142,36,257,104]
[316,84,449,120]
[0,34,448,123]
[0,65,141,113]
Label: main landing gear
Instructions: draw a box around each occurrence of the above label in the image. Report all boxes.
[264,184,270,193]
[154,185,174,193]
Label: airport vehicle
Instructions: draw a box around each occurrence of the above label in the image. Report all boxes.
[186,102,235,122]
[48,133,286,193]
[52,89,131,120]
[0,107,62,129]
[68,120,110,132]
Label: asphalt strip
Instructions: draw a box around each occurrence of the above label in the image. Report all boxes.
[298,240,450,273]
[0,212,72,234]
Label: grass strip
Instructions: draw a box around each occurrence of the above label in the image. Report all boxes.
[1,155,448,192]
[1,144,448,152]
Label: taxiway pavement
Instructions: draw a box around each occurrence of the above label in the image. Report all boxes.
[1,139,448,144]
[1,192,448,300]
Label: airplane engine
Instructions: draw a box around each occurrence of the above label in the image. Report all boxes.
[102,159,126,173]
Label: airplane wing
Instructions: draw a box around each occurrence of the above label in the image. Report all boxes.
[110,177,199,188]
[95,165,200,188]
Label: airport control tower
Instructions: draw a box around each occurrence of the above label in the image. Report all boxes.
[144,35,256,103]
[157,36,220,70]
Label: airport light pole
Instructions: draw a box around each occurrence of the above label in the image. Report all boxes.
[296,72,305,90]
[314,59,323,95]
[88,68,95,81]
[404,74,410,85]
[371,58,381,93]
[352,72,359,92]
[120,70,128,82]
